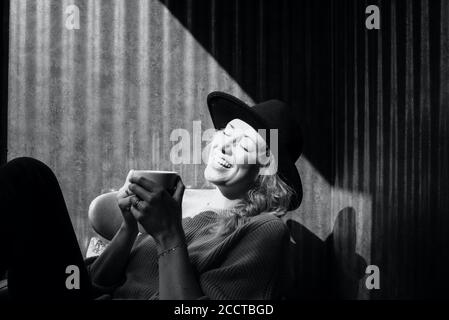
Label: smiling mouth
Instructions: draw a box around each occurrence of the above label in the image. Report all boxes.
[215,156,232,169]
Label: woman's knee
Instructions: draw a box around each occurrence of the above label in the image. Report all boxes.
[3,157,58,186]
[7,157,47,169]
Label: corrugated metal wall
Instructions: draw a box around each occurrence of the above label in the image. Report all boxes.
[8,0,253,252]
[332,0,449,299]
[0,1,8,166]
[7,0,449,299]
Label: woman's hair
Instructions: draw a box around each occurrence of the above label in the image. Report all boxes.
[211,171,295,237]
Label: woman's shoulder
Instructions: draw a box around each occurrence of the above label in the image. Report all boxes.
[250,211,287,223]
[231,213,291,254]
[246,212,290,237]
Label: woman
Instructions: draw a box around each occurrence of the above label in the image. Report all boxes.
[0,92,303,300]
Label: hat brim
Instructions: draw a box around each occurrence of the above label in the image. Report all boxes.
[207,92,268,131]
[277,154,303,210]
[207,92,302,210]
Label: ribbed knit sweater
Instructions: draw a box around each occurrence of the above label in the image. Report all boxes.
[91,209,291,300]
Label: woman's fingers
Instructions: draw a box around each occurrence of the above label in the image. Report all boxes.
[130,205,142,220]
[173,178,185,203]
[129,176,161,192]
[129,195,145,210]
[128,182,156,203]
[117,196,132,211]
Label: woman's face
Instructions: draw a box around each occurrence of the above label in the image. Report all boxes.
[204,119,269,194]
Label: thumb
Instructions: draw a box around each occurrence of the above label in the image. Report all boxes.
[117,196,132,212]
[172,177,185,203]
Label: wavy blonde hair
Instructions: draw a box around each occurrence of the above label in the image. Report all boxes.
[211,172,295,237]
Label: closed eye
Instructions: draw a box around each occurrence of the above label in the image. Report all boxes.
[240,145,249,152]
[240,137,254,152]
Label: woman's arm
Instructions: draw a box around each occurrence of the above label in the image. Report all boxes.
[156,226,203,299]
[157,228,204,300]
[88,190,139,288]
[88,221,138,288]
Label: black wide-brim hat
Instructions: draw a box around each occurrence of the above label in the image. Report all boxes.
[207,91,303,210]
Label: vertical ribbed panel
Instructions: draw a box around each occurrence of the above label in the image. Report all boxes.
[332,0,449,299]
[8,0,253,251]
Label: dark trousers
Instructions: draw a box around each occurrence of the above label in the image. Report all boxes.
[0,157,92,300]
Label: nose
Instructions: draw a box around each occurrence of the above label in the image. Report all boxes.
[221,143,232,155]
[220,137,235,155]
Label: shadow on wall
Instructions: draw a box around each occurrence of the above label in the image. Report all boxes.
[160,0,334,183]
[159,0,373,299]
[161,0,449,299]
[6,0,447,299]
[286,207,367,300]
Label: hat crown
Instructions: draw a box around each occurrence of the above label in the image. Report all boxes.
[250,99,303,162]
[207,91,303,210]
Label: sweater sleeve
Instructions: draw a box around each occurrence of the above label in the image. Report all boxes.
[198,217,291,300]
[84,256,124,298]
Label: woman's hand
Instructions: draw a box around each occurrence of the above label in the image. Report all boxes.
[126,176,204,300]
[116,189,138,235]
[128,176,185,247]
